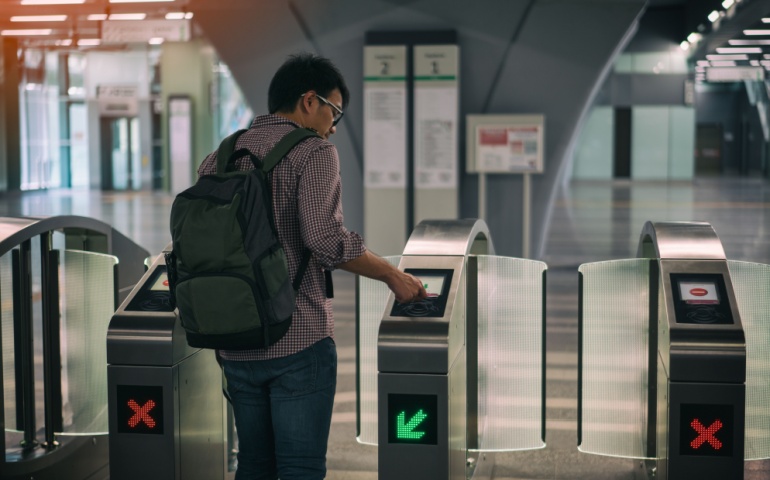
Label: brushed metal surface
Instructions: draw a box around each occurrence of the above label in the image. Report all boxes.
[401,219,494,256]
[638,221,726,260]
[107,249,198,367]
[378,255,466,374]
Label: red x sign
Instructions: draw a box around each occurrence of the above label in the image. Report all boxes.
[127,399,157,429]
[690,418,723,450]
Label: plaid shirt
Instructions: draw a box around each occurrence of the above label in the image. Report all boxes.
[197,114,366,360]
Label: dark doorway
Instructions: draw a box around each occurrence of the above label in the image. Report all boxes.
[695,123,722,176]
[614,107,631,178]
[100,117,140,190]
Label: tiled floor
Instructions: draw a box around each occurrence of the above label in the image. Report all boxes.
[2,176,770,479]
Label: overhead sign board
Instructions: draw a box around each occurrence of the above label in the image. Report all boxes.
[706,66,764,83]
[102,20,190,44]
[97,85,138,117]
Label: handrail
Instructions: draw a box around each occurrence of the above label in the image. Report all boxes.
[0,215,149,480]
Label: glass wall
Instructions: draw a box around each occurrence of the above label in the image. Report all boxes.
[213,61,253,142]
[16,45,250,191]
[571,50,695,181]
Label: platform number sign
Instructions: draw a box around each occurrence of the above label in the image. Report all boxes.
[117,385,164,434]
[680,404,733,456]
[388,394,438,445]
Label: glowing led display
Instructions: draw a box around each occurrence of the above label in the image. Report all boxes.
[388,394,437,445]
[396,409,428,440]
[680,404,733,457]
[117,385,164,435]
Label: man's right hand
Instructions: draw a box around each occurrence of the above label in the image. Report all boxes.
[336,250,427,303]
[389,271,427,304]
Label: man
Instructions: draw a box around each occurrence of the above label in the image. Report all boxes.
[197,53,426,479]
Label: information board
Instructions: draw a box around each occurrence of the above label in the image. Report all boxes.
[466,114,545,174]
[364,45,408,189]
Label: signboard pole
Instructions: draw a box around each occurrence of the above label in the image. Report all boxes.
[478,172,487,222]
[523,172,531,259]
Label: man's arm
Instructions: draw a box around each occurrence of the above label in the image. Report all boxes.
[336,250,427,303]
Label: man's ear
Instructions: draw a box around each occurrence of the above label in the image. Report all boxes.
[299,91,316,113]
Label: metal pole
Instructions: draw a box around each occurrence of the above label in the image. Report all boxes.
[12,242,37,449]
[40,232,63,448]
[522,173,531,259]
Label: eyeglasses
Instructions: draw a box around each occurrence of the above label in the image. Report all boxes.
[303,93,344,126]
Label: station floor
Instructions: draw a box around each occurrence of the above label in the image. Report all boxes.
[2,176,770,479]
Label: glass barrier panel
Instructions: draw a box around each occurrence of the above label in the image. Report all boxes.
[2,251,17,435]
[578,259,651,459]
[475,255,546,452]
[58,249,117,435]
[356,256,400,446]
[727,260,770,461]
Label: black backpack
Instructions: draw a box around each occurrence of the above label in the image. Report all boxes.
[166,127,318,349]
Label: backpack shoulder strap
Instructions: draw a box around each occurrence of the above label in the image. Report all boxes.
[261,128,320,173]
[215,128,248,174]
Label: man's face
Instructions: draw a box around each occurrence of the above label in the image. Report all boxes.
[305,89,343,139]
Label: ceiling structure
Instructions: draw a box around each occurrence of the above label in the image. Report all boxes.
[1,0,770,84]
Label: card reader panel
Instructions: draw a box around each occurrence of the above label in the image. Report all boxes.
[125,265,175,313]
[670,273,733,325]
[390,268,454,318]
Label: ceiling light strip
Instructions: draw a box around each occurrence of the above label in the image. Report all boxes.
[21,0,84,4]
[1,29,53,36]
[11,15,67,22]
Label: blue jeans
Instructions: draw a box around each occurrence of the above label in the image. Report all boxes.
[222,337,337,480]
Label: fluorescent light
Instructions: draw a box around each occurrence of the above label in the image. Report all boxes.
[697,60,711,66]
[21,0,84,4]
[710,61,737,67]
[149,37,164,45]
[680,41,690,51]
[706,54,748,61]
[165,12,185,19]
[77,39,101,46]
[185,12,193,19]
[108,13,147,20]
[109,0,173,2]
[722,0,734,8]
[1,29,53,36]
[87,14,108,20]
[729,39,770,45]
[11,15,67,22]
[688,32,702,43]
[55,39,72,46]
[708,10,721,22]
[751,60,760,66]
[716,47,762,54]
[744,30,770,35]
[763,18,770,23]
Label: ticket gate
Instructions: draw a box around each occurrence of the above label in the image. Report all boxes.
[106,248,229,480]
[357,219,547,480]
[578,221,770,479]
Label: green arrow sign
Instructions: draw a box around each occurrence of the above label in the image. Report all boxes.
[396,409,428,440]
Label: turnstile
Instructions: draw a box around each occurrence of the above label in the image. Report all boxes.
[106,248,228,480]
[357,219,547,480]
[577,221,770,479]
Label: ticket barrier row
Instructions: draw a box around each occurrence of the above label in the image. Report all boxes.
[579,221,770,479]
[106,219,770,480]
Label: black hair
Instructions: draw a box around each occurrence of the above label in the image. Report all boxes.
[268,53,350,114]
